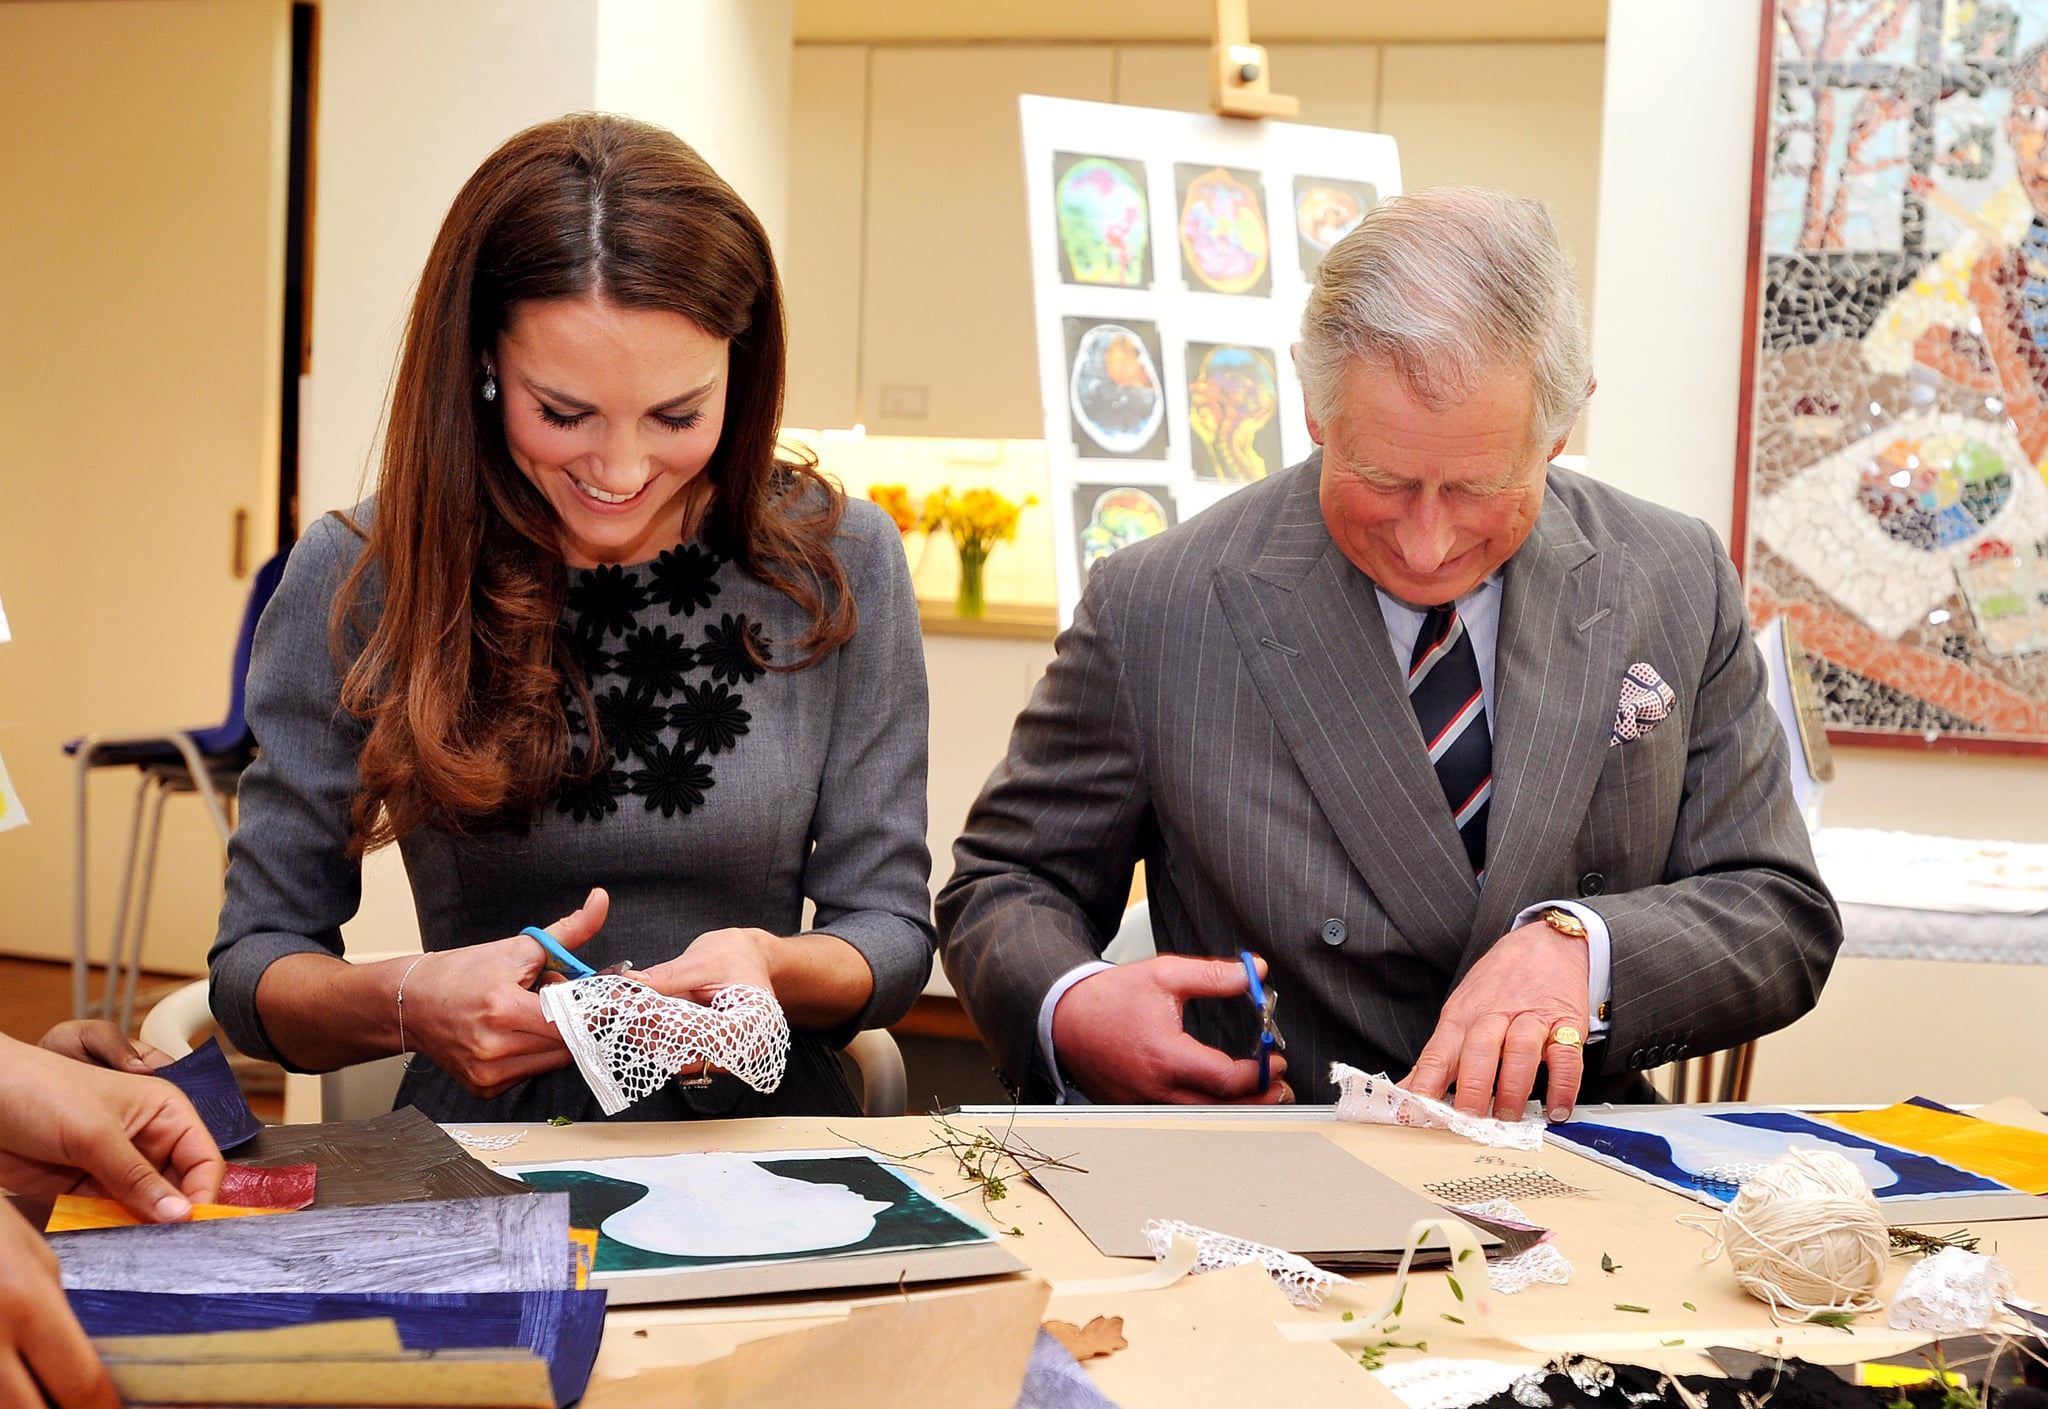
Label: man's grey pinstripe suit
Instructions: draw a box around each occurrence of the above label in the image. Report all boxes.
[936,455,1843,1105]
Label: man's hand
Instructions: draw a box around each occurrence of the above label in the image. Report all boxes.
[1050,955,1292,1105]
[1402,920,1588,1122]
[38,1019,173,1073]
[403,888,610,1100]
[0,1198,120,1409]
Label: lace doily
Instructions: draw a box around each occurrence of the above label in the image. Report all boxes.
[1142,1218,1342,1308]
[445,1128,526,1151]
[1377,1359,1536,1409]
[1332,1065,1546,1150]
[1452,1198,1573,1294]
[539,973,790,1116]
[1887,1247,2015,1332]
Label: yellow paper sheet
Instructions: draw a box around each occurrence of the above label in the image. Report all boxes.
[46,1194,286,1233]
[1825,1103,2048,1194]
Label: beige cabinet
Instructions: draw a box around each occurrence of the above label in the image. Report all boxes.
[0,0,291,970]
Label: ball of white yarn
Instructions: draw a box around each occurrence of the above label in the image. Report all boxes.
[1714,1147,1888,1316]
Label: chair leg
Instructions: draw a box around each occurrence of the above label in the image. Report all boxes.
[73,747,93,1020]
[119,781,173,1033]
[94,773,154,1022]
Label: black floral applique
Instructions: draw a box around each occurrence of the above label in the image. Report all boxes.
[628,741,715,818]
[593,684,667,763]
[698,612,769,685]
[669,679,752,756]
[567,621,614,681]
[555,747,630,822]
[566,565,648,641]
[648,544,724,618]
[615,624,698,701]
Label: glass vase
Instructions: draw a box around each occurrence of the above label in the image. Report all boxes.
[956,546,988,619]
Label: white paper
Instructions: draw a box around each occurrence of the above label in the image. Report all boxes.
[0,748,27,832]
[0,591,11,643]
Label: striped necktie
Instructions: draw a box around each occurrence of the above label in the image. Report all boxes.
[1407,604,1491,875]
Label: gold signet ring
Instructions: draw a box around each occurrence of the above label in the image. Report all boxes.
[1549,1025,1584,1049]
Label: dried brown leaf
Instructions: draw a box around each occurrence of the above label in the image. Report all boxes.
[1043,1315,1128,1361]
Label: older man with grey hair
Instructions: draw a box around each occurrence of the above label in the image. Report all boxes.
[938,187,1840,1116]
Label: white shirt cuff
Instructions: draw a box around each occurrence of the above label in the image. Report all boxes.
[1514,900,1612,1037]
[1036,961,1116,1104]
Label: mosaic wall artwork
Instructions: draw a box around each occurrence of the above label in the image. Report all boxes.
[1020,97,1402,625]
[1740,0,2048,748]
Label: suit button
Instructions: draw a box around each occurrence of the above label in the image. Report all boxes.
[1578,872,1606,897]
[1321,918,1347,946]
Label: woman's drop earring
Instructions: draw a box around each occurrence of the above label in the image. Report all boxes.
[481,371,498,402]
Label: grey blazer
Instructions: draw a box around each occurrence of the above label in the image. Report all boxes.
[937,456,1841,1104]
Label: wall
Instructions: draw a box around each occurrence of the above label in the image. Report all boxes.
[783,39,1606,448]
[0,0,292,971]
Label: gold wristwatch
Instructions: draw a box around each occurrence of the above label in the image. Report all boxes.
[1538,906,1589,940]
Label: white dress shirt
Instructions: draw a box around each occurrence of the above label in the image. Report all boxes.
[1034,574,1613,1102]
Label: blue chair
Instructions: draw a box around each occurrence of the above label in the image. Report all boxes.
[68,547,292,1029]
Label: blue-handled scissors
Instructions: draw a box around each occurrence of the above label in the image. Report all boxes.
[523,925,597,980]
[1239,950,1286,1095]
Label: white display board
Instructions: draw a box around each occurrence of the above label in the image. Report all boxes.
[1019,95,1401,626]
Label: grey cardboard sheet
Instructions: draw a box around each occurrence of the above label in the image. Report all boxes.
[1011,1126,1500,1269]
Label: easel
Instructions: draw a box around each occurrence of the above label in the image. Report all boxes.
[1210,0,1299,119]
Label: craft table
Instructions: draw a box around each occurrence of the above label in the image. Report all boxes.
[452,1106,2048,1408]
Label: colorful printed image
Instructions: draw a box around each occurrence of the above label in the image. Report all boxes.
[1175,163,1271,296]
[1052,152,1151,287]
[1073,484,1176,579]
[1292,175,1377,276]
[1957,536,2048,657]
[1063,317,1168,459]
[1185,342,1282,482]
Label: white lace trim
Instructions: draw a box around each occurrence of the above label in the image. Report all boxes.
[1142,1217,1341,1308]
[540,974,789,1116]
[1887,1247,2016,1333]
[1332,1065,1546,1150]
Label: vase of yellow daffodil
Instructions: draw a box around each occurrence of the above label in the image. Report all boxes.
[866,483,1034,618]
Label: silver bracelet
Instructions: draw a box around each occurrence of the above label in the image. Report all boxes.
[395,953,432,1061]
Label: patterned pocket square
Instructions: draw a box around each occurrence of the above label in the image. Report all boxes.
[1611,662,1677,747]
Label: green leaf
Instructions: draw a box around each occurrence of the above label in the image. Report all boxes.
[1682,1302,1697,1312]
[1392,1293,1405,1317]
[1807,1310,1857,1330]
[1447,1275,1465,1302]
[1661,1338,1686,1348]
[1341,1312,1355,1322]
[546,1115,573,1126]
[1615,1303,1651,1314]
[1442,1313,1466,1325]
[1459,1248,1477,1263]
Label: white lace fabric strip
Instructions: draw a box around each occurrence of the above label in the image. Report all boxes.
[1143,1218,1342,1308]
[1887,1247,2016,1332]
[1452,1198,1573,1294]
[539,974,790,1116]
[1332,1064,1546,1151]
[1377,1359,1537,1409]
[445,1128,527,1151]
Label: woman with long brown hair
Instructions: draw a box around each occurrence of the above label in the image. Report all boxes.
[207,114,933,1121]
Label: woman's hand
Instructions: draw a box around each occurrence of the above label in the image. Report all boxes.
[398,888,611,1100]
[0,1198,120,1409]
[38,1019,173,1073]
[0,1036,222,1216]
[636,926,776,1003]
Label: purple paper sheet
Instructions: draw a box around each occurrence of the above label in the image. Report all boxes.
[67,1288,606,1408]
[156,1037,263,1151]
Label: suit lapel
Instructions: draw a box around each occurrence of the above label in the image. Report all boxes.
[1214,462,1482,946]
[1467,480,1626,957]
